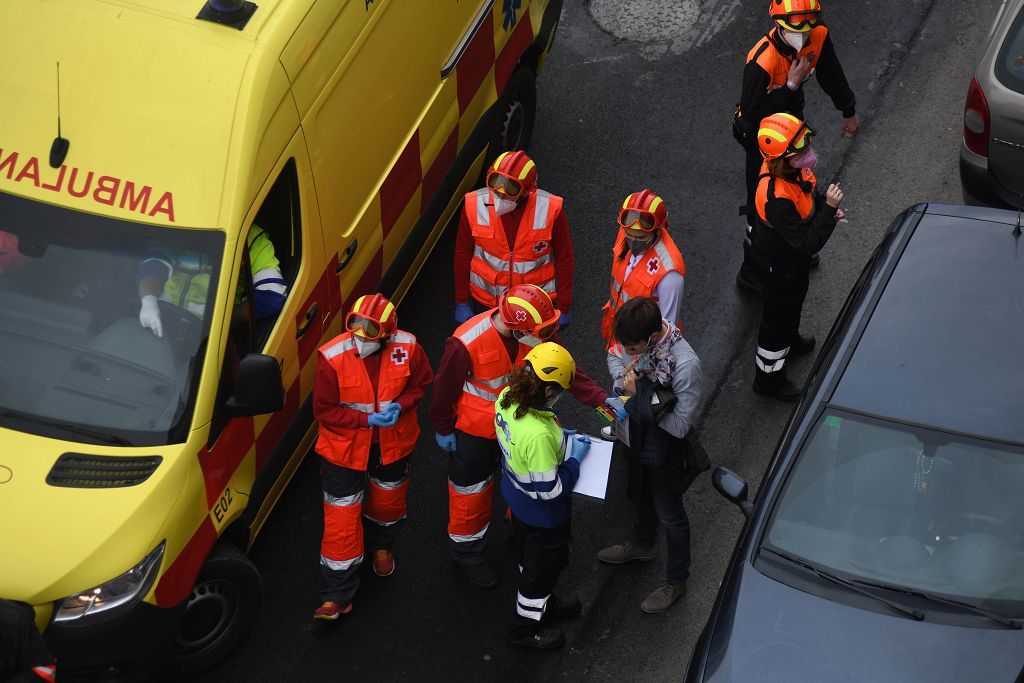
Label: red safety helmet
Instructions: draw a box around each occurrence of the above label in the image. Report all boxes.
[617,189,668,233]
[486,151,537,201]
[346,293,397,340]
[769,0,822,32]
[498,284,560,340]
[757,113,815,160]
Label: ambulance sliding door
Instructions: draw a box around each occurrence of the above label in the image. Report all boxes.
[287,0,439,333]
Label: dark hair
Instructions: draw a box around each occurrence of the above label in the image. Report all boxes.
[499,364,552,419]
[767,156,798,177]
[612,297,662,345]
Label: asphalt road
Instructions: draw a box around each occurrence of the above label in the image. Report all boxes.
[202,0,1000,680]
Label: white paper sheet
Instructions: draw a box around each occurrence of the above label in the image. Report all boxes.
[572,437,613,500]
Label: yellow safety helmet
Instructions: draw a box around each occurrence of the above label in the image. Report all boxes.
[523,342,576,390]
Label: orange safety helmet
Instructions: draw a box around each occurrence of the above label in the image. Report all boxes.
[498,284,560,340]
[769,0,822,32]
[486,151,537,201]
[346,293,397,340]
[757,113,816,160]
[617,189,668,233]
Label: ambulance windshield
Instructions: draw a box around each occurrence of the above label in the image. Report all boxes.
[0,191,224,446]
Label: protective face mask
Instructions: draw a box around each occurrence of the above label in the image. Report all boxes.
[543,389,565,410]
[790,148,818,169]
[516,334,543,347]
[782,29,808,51]
[353,335,382,357]
[491,191,519,216]
[626,237,655,255]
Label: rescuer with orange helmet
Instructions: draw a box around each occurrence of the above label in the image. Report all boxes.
[734,0,858,292]
[312,293,433,620]
[430,284,617,587]
[601,189,685,345]
[749,114,845,402]
[453,151,575,329]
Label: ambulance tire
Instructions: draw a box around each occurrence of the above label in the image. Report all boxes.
[491,65,537,156]
[168,543,262,677]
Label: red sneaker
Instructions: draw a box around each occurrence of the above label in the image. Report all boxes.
[313,601,352,620]
[372,549,395,577]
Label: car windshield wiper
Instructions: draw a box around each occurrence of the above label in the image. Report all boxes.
[868,583,1021,629]
[0,408,132,446]
[761,546,925,621]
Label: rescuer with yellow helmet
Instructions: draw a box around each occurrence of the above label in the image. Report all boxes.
[749,113,846,402]
[495,342,588,650]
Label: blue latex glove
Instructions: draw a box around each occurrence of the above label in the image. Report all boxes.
[558,311,571,329]
[384,403,402,417]
[368,410,399,428]
[569,434,591,463]
[604,396,627,421]
[454,303,474,324]
[435,431,457,452]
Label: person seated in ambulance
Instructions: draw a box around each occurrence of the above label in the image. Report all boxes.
[0,230,31,277]
[136,225,287,337]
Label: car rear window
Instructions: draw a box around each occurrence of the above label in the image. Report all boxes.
[995,4,1024,94]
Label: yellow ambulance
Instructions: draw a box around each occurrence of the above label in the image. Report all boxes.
[0,0,561,676]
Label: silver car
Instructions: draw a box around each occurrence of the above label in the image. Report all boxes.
[960,0,1024,208]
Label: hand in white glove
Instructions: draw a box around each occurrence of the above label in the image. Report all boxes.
[139,295,163,338]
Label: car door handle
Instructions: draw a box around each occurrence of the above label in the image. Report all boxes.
[296,302,318,339]
[336,240,358,274]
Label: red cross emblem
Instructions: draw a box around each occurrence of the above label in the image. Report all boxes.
[515,310,528,322]
[646,257,661,274]
[533,241,549,253]
[390,347,408,365]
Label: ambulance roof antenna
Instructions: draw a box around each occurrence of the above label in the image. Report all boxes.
[49,62,70,169]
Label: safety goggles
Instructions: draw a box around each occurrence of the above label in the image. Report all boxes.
[785,121,816,157]
[486,172,525,200]
[509,309,561,342]
[773,10,820,31]
[346,313,385,340]
[618,208,658,232]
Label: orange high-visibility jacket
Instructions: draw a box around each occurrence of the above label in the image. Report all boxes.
[315,330,421,469]
[465,188,562,306]
[454,310,534,438]
[601,228,685,341]
[755,165,817,224]
[747,26,828,93]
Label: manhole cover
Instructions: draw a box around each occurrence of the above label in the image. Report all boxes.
[590,0,702,42]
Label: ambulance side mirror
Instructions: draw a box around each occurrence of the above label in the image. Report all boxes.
[225,353,284,417]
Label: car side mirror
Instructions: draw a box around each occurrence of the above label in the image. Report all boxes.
[712,466,754,519]
[225,353,284,417]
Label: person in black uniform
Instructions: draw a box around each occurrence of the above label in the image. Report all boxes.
[0,599,56,682]
[749,113,845,402]
[735,0,857,291]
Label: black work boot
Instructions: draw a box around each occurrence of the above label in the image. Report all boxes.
[790,333,816,356]
[752,376,802,403]
[508,627,565,650]
[809,252,821,269]
[541,595,582,623]
[457,559,498,588]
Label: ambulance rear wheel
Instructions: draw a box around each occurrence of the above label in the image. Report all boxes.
[169,543,262,677]
[491,65,537,155]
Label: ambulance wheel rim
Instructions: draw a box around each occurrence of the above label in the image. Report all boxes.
[175,578,238,656]
[501,99,527,151]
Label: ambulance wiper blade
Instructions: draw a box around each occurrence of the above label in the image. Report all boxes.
[0,408,132,446]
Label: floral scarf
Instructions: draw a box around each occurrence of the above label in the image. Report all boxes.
[633,322,683,387]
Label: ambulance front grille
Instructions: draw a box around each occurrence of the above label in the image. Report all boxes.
[47,454,162,488]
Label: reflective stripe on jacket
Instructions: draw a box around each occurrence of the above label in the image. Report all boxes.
[315,330,420,469]
[601,228,685,341]
[466,188,561,306]
[453,310,535,438]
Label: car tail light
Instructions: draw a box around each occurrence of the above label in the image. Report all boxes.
[963,76,990,157]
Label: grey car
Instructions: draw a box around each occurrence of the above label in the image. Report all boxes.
[960,0,1024,208]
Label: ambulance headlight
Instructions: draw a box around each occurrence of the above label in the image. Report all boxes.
[54,542,165,625]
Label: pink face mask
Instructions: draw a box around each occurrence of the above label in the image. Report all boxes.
[790,148,818,169]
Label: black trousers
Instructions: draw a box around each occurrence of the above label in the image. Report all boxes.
[755,265,809,385]
[447,430,501,564]
[508,515,571,637]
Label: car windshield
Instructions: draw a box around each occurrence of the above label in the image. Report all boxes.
[0,190,223,446]
[764,409,1024,611]
[995,4,1024,95]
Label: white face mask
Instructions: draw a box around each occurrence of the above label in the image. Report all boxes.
[491,191,519,217]
[782,29,808,51]
[354,336,382,358]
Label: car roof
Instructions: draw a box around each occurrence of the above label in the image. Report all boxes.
[831,205,1024,444]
